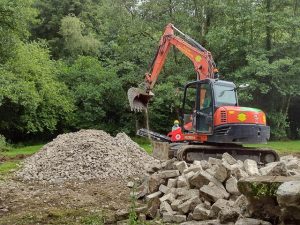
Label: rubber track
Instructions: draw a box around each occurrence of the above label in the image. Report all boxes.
[176,144,279,165]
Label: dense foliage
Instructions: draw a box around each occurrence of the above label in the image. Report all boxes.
[0,0,299,141]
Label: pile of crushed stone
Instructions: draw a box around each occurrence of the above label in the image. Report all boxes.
[16,130,158,183]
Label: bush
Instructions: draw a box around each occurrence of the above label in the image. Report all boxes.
[0,134,7,150]
[268,112,289,140]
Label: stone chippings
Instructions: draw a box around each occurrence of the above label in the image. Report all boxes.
[135,153,300,224]
[16,130,159,182]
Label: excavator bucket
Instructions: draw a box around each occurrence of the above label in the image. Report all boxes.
[127,87,154,111]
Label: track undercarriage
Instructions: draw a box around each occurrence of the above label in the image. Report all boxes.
[138,128,279,165]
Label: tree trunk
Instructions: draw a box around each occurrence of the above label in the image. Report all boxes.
[266,0,272,53]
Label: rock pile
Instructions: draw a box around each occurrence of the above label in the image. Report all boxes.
[133,153,300,224]
[16,130,158,182]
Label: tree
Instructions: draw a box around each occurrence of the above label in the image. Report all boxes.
[0,0,38,63]
[60,15,100,57]
[0,42,74,140]
[59,56,134,134]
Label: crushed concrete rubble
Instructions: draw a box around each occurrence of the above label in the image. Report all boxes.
[131,153,300,225]
[16,130,159,182]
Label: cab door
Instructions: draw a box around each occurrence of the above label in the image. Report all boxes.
[182,80,214,134]
[196,82,214,133]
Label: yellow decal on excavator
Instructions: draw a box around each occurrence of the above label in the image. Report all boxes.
[228,110,235,115]
[195,55,202,62]
[263,115,266,124]
[237,113,247,122]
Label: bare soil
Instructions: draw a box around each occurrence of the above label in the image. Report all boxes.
[0,154,30,163]
[0,178,132,225]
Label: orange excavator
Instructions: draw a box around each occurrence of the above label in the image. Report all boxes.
[128,23,279,164]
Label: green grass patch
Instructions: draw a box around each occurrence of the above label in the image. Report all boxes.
[246,140,300,154]
[132,137,152,154]
[1,144,43,157]
[0,160,20,175]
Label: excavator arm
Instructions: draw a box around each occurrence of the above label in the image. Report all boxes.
[128,23,218,111]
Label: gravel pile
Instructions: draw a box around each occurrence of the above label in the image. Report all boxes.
[16,130,158,182]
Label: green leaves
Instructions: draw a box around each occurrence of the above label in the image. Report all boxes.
[60,15,101,57]
[0,42,74,135]
[59,56,129,134]
[0,0,299,140]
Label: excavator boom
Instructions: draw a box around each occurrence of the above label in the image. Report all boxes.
[128,23,217,111]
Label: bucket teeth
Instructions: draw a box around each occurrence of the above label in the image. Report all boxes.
[127,87,153,111]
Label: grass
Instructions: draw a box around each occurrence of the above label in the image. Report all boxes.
[1,144,43,157]
[246,140,300,154]
[131,137,152,154]
[0,144,43,177]
[0,160,20,175]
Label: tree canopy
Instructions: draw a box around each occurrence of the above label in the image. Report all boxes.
[0,0,299,141]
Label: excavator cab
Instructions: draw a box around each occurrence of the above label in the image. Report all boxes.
[182,79,237,135]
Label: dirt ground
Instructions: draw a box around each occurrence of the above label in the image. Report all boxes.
[0,177,132,225]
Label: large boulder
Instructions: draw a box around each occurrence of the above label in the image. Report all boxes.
[238,175,300,224]
[276,181,300,225]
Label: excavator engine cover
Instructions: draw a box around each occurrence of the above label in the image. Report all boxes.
[127,87,154,111]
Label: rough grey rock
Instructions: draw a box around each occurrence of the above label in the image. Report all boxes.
[280,156,299,170]
[167,178,177,188]
[225,176,240,195]
[127,181,134,188]
[177,175,190,188]
[148,174,165,193]
[231,167,249,180]
[218,207,239,223]
[208,157,223,166]
[184,171,195,181]
[233,195,248,215]
[175,188,199,199]
[260,161,289,176]
[277,181,300,206]
[146,191,162,201]
[178,197,201,214]
[163,213,186,223]
[193,204,211,220]
[159,170,180,179]
[159,193,175,203]
[160,201,174,215]
[210,199,231,218]
[180,219,221,225]
[190,170,225,190]
[183,165,203,174]
[162,158,177,170]
[200,160,210,170]
[171,199,183,211]
[146,197,160,219]
[235,218,272,225]
[276,181,300,224]
[206,164,228,182]
[159,184,169,194]
[222,152,237,165]
[175,161,188,174]
[178,199,194,214]
[244,159,260,176]
[200,183,230,202]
